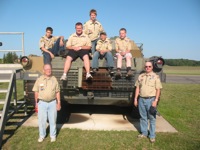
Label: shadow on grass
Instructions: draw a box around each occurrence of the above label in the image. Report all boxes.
[2,104,35,146]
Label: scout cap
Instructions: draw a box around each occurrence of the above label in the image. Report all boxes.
[100,32,107,36]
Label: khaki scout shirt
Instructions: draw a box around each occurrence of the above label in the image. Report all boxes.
[115,37,131,52]
[32,75,60,101]
[39,35,59,50]
[66,33,91,47]
[83,20,104,41]
[96,38,112,51]
[135,72,162,97]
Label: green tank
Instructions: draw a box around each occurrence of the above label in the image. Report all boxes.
[20,40,165,122]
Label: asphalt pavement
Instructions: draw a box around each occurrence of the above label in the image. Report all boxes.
[166,75,200,84]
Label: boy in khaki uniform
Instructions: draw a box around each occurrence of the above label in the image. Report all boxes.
[83,9,104,55]
[115,28,132,78]
[91,32,114,74]
[39,27,65,64]
[134,61,162,143]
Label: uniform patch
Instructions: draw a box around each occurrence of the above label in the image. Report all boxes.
[39,83,44,91]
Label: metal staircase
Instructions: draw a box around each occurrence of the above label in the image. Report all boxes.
[0,70,25,146]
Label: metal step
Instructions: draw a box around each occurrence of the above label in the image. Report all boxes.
[0,89,8,93]
[0,110,14,118]
[0,79,10,82]
[0,99,26,105]
[0,70,13,74]
[0,73,12,82]
[0,99,5,104]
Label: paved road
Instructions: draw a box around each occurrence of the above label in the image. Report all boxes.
[166,75,200,84]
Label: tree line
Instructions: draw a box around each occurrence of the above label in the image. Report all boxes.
[0,52,200,66]
[164,59,200,66]
[0,52,20,64]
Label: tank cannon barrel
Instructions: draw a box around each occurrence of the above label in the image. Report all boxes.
[20,56,32,68]
[148,56,165,72]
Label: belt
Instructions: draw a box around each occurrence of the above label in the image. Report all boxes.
[140,96,155,99]
[39,99,56,103]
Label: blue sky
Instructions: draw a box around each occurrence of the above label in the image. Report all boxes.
[0,0,200,60]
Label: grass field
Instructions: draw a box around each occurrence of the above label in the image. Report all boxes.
[1,66,200,149]
[0,80,24,110]
[163,66,200,75]
[1,83,200,150]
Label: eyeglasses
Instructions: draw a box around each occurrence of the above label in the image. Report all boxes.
[145,66,152,68]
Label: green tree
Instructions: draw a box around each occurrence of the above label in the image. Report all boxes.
[3,52,19,64]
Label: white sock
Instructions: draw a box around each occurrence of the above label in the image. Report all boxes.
[63,73,67,76]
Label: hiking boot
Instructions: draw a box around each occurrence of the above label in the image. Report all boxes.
[150,138,156,143]
[51,137,56,142]
[86,73,93,80]
[115,70,122,78]
[90,68,97,74]
[137,134,147,139]
[60,74,67,81]
[126,70,132,77]
[38,137,44,142]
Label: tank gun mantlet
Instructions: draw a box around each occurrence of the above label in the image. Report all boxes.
[147,56,165,73]
[20,55,43,73]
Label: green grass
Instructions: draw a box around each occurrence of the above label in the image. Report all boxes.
[0,80,24,110]
[2,83,200,150]
[163,66,200,75]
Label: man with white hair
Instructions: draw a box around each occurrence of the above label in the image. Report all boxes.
[134,61,162,143]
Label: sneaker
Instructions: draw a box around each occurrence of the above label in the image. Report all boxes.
[51,137,56,142]
[108,68,114,75]
[115,70,122,77]
[60,74,67,81]
[90,68,97,74]
[137,134,147,139]
[38,137,44,142]
[126,70,132,77]
[150,138,156,143]
[86,73,93,80]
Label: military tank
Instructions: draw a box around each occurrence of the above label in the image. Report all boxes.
[20,40,165,122]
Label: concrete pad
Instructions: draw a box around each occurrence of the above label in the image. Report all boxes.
[23,113,177,132]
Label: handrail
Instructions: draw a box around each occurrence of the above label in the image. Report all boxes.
[0,71,15,146]
[0,32,24,56]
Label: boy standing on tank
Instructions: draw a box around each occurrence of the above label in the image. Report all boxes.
[83,9,104,56]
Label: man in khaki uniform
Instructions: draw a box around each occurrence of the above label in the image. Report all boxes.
[32,64,61,143]
[60,22,92,81]
[83,9,104,55]
[91,32,114,74]
[39,27,65,64]
[115,28,133,78]
[134,61,162,143]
